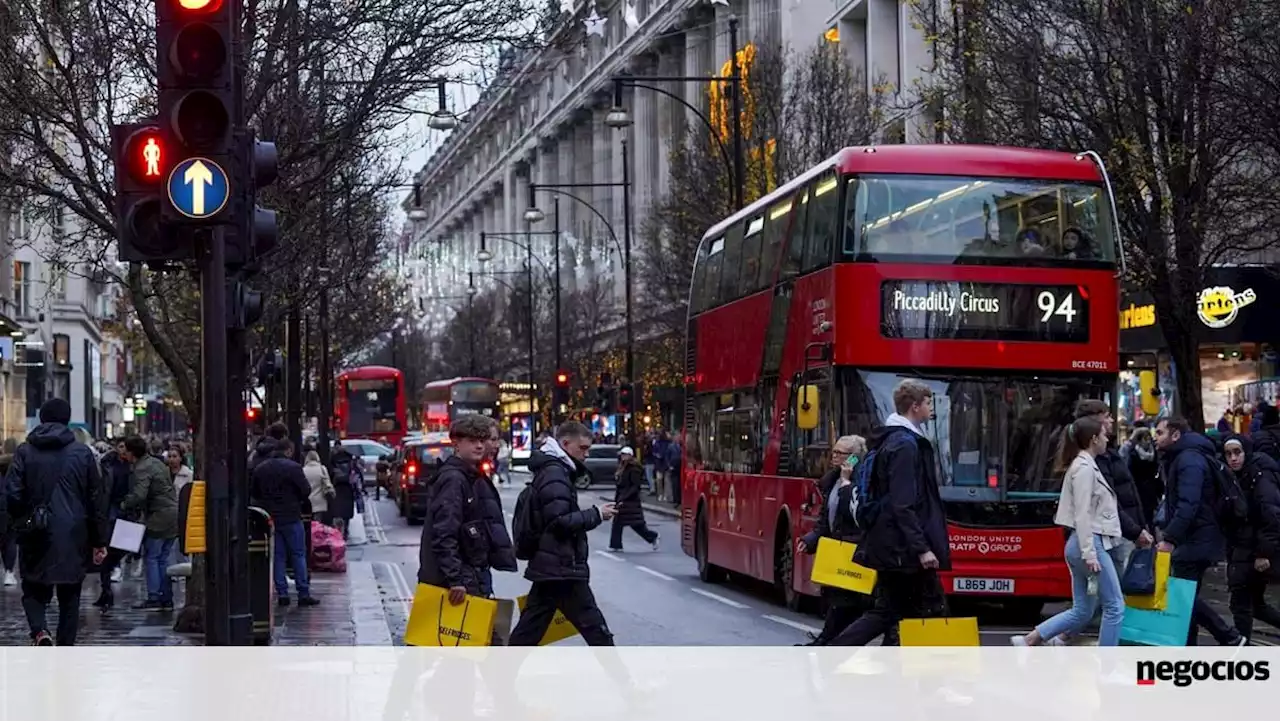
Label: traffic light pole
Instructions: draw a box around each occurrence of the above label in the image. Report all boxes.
[198,227,232,645]
[226,315,252,644]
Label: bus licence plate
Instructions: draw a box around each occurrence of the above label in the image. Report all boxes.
[952,577,1015,594]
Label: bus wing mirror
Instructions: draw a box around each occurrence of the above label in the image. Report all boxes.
[796,385,820,430]
[1138,370,1161,416]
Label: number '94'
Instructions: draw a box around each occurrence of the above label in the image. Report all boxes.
[1037,291,1077,323]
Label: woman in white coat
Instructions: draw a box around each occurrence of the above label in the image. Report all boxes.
[1014,415,1126,647]
[303,450,337,526]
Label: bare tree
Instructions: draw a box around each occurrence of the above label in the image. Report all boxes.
[912,0,1280,428]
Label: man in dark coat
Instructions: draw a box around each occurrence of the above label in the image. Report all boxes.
[0,398,109,645]
[251,438,318,607]
[509,421,619,646]
[1221,434,1280,642]
[608,447,659,552]
[93,439,134,608]
[120,435,180,610]
[1250,404,1280,462]
[418,414,515,608]
[328,442,357,536]
[832,379,949,646]
[1154,416,1242,646]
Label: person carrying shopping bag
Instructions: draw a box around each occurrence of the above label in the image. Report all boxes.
[1013,416,1126,647]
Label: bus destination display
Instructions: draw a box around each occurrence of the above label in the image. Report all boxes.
[880,280,1090,343]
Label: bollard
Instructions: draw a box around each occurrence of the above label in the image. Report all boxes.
[248,506,274,645]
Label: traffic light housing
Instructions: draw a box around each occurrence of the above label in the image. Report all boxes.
[156,0,235,226]
[553,370,571,410]
[618,383,634,414]
[113,122,188,261]
[227,131,280,268]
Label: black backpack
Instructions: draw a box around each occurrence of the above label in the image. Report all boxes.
[849,447,885,530]
[1200,451,1249,528]
[512,482,541,561]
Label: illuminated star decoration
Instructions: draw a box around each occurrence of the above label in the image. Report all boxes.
[583,1,607,37]
[623,0,639,31]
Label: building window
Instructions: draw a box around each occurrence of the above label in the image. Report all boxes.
[50,264,66,299]
[13,261,31,318]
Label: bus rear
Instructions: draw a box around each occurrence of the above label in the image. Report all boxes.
[337,366,407,445]
[422,377,501,433]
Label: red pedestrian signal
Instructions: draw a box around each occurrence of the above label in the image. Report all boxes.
[176,0,223,12]
[556,371,569,386]
[246,408,257,420]
[123,128,165,184]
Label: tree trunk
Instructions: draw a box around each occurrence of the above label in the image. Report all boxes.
[1167,326,1206,431]
[173,554,206,636]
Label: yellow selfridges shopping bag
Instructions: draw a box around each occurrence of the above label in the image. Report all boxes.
[898,616,981,678]
[898,616,980,646]
[516,594,580,645]
[810,537,877,595]
[1124,549,1171,611]
[404,583,498,647]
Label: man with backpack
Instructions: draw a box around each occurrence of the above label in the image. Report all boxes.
[509,421,619,646]
[830,379,950,646]
[1153,416,1244,646]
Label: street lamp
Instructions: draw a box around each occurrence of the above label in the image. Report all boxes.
[477,246,494,262]
[426,82,458,131]
[611,15,746,210]
[408,183,428,221]
[523,205,546,223]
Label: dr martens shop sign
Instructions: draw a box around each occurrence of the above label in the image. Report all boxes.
[1119,268,1274,351]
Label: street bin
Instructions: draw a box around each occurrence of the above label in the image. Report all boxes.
[249,506,274,645]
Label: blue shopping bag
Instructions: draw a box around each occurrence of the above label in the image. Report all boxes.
[1119,576,1196,646]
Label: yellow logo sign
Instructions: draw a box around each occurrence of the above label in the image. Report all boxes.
[1198,286,1257,329]
[1119,303,1156,330]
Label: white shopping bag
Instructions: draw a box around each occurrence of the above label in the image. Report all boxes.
[346,511,368,546]
[109,520,146,553]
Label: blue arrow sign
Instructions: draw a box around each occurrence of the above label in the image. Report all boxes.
[167,157,230,220]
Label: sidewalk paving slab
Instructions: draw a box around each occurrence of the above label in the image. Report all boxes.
[0,559,392,646]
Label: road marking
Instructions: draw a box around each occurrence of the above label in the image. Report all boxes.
[633,565,675,581]
[690,587,749,609]
[762,614,821,635]
[378,561,413,618]
[594,550,625,563]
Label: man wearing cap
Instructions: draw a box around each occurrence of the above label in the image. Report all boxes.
[609,446,660,552]
[0,398,109,645]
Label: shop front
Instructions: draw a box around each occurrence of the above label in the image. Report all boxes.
[1119,266,1280,430]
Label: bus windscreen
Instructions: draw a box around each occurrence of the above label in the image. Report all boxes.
[346,379,401,434]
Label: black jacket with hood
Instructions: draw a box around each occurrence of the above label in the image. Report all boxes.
[1095,447,1146,540]
[853,416,951,573]
[1158,431,1227,563]
[1,423,110,585]
[417,455,516,596]
[1223,433,1280,563]
[523,439,602,582]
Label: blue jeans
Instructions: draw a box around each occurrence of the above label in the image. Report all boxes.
[274,521,310,599]
[143,537,176,604]
[1036,532,1125,646]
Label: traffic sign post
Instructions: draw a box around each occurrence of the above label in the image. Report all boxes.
[167,157,231,219]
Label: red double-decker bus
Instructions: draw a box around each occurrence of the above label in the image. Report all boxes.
[679,145,1122,614]
[422,377,501,433]
[336,365,408,446]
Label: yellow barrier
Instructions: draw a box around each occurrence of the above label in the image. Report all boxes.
[185,480,207,553]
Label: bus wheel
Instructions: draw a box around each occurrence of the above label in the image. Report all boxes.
[775,527,801,611]
[695,512,723,583]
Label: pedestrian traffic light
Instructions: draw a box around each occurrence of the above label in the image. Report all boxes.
[553,370,571,410]
[156,0,235,226]
[113,122,187,262]
[618,383,634,414]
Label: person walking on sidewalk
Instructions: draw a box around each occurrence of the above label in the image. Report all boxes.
[1221,434,1280,642]
[303,450,336,527]
[1154,416,1244,646]
[0,398,109,645]
[0,438,19,587]
[251,438,319,607]
[608,447,659,552]
[120,435,180,611]
[651,432,673,502]
[509,421,619,646]
[94,439,133,608]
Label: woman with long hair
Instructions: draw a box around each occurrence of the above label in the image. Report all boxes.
[608,447,660,551]
[1013,416,1126,647]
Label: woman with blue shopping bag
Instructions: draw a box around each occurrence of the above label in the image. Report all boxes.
[1014,417,1127,647]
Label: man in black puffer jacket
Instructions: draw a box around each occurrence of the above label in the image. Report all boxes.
[1075,400,1154,562]
[418,415,516,611]
[509,421,619,646]
[1250,405,1280,463]
[1221,434,1280,642]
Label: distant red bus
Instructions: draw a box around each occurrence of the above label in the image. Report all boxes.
[422,377,501,433]
[336,365,407,446]
[679,145,1122,614]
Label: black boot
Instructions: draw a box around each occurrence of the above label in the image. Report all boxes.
[93,589,114,610]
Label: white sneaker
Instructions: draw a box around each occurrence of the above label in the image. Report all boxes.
[3,571,16,586]
[110,567,122,583]
[651,534,660,551]
[1046,636,1067,647]
[1010,635,1028,646]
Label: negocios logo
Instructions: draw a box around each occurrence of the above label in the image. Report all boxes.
[1136,660,1271,687]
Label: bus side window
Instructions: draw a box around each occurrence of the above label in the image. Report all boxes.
[690,394,715,469]
[702,237,725,310]
[716,222,744,306]
[779,189,810,281]
[739,215,765,295]
[760,196,792,288]
[691,240,712,313]
[802,173,839,272]
[715,395,736,473]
